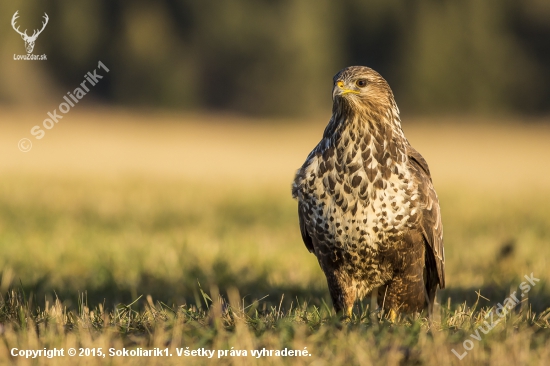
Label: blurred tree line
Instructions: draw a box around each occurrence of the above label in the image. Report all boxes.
[1,0,549,116]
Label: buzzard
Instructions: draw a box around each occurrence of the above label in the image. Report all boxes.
[292,66,444,319]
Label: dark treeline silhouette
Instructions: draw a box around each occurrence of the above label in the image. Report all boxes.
[1,0,549,116]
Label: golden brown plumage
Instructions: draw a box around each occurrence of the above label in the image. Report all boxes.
[292,66,444,318]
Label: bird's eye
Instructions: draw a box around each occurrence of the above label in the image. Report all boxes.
[356,79,367,87]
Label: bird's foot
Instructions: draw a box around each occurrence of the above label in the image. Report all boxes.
[387,309,398,322]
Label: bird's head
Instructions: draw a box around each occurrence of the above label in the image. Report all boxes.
[332,66,397,117]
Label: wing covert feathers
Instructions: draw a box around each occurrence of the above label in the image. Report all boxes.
[407,145,445,289]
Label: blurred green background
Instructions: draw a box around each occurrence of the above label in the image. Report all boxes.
[1,0,549,116]
[1,4,550,362]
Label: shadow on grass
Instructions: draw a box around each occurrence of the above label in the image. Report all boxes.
[3,259,548,315]
[5,258,330,313]
[439,277,549,314]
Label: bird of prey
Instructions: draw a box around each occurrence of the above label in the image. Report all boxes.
[292,66,444,319]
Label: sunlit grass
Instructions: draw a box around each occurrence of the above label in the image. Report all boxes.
[1,112,550,364]
[0,175,549,364]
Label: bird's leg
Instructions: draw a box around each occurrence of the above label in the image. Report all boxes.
[325,269,356,320]
[378,273,425,321]
[377,285,398,321]
[387,309,399,322]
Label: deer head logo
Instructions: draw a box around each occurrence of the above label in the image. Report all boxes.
[11,11,49,54]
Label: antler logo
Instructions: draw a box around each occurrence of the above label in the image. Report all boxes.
[11,11,49,54]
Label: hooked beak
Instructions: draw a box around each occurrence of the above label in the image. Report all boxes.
[334,80,360,96]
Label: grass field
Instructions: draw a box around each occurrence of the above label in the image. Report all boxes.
[0,109,549,365]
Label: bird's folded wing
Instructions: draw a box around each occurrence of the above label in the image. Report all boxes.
[298,202,315,253]
[407,146,445,289]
